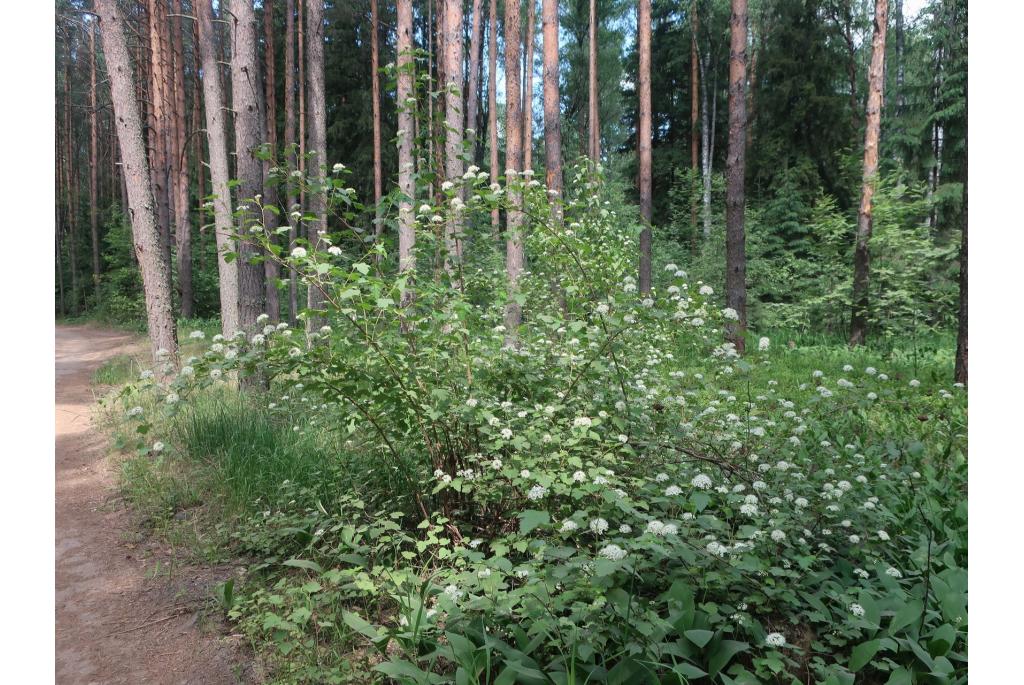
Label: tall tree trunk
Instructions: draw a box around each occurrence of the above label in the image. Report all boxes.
[542,0,562,205]
[690,1,699,252]
[638,0,653,294]
[371,0,383,242]
[849,0,888,346]
[488,0,499,234]
[298,0,305,215]
[588,0,600,162]
[503,0,524,342]
[263,0,281,322]
[197,0,240,336]
[397,0,416,310]
[171,0,193,318]
[57,134,67,316]
[65,58,80,312]
[466,0,484,162]
[523,0,535,169]
[284,0,299,325]
[700,49,712,240]
[148,0,173,293]
[954,136,967,384]
[97,0,179,364]
[895,0,905,113]
[305,0,328,332]
[230,0,267,334]
[725,0,748,351]
[89,22,101,289]
[442,0,465,287]
[192,32,206,274]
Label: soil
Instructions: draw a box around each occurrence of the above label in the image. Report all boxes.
[55,324,253,684]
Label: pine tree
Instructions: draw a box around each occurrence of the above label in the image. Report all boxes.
[725,0,748,351]
[96,0,179,364]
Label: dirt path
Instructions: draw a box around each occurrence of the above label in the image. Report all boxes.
[56,325,249,684]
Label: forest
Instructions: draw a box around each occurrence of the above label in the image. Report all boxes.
[53,0,967,683]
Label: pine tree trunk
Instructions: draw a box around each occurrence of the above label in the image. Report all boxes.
[690,1,699,251]
[298,0,306,215]
[542,0,562,205]
[442,0,465,288]
[466,0,484,163]
[849,0,888,346]
[196,0,241,336]
[192,34,206,274]
[371,0,383,222]
[588,0,600,162]
[97,0,179,364]
[284,0,299,326]
[305,0,328,332]
[89,23,101,289]
[638,0,653,294]
[263,0,281,322]
[503,0,525,342]
[725,0,748,351]
[171,0,193,318]
[523,0,535,169]
[954,136,967,384]
[148,0,173,292]
[65,58,80,312]
[488,0,499,234]
[230,0,267,335]
[700,50,712,240]
[397,0,416,310]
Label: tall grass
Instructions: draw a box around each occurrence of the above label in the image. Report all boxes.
[172,391,346,513]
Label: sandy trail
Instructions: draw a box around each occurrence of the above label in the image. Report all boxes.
[55,324,248,684]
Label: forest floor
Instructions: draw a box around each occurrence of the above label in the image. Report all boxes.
[55,324,252,684]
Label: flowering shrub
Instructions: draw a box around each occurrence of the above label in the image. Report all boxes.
[114,164,967,684]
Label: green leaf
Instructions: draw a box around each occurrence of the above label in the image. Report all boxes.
[684,629,715,648]
[518,510,550,535]
[849,639,881,672]
[353,262,371,275]
[282,558,322,573]
[885,667,913,685]
[708,639,748,677]
[888,599,923,635]
[928,624,956,657]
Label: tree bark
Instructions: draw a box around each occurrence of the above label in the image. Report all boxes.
[503,0,525,342]
[466,0,484,162]
[65,57,80,312]
[690,1,699,251]
[230,0,267,334]
[371,0,383,238]
[397,0,416,310]
[725,0,748,351]
[89,22,101,289]
[954,136,967,384]
[305,0,328,332]
[700,49,712,240]
[542,0,562,205]
[196,0,241,336]
[442,0,465,287]
[171,0,193,318]
[638,0,653,294]
[523,0,536,169]
[588,0,600,162]
[298,0,306,214]
[147,0,173,292]
[284,0,299,326]
[849,0,888,346]
[263,0,281,322]
[97,0,179,364]
[488,0,499,234]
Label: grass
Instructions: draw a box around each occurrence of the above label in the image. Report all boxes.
[171,390,347,513]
